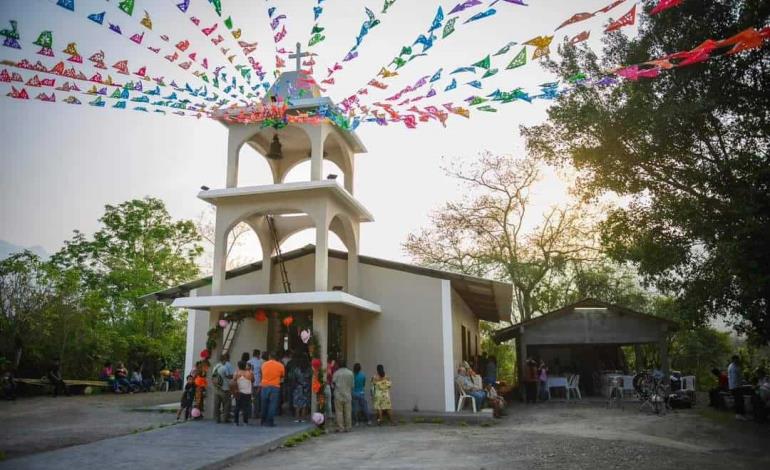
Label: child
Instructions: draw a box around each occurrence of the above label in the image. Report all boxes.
[177,375,195,421]
[485,383,506,418]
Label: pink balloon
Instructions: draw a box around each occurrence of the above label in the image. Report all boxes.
[218,319,228,328]
[191,408,201,418]
[300,329,311,344]
[311,412,325,425]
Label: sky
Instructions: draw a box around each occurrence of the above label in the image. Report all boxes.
[0,0,637,266]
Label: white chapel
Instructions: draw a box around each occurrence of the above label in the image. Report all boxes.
[146,50,513,414]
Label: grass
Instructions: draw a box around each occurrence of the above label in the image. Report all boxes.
[284,429,323,448]
[697,407,735,426]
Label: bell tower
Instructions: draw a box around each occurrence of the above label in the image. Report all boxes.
[187,54,380,374]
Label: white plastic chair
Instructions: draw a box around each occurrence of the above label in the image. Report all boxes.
[567,374,582,400]
[681,376,696,392]
[456,387,478,413]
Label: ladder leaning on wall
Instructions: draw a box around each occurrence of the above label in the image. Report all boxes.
[220,214,293,358]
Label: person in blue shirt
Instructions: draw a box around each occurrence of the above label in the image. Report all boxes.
[247,349,264,419]
[728,355,746,420]
[352,363,371,425]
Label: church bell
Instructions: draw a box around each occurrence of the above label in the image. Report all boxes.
[267,134,283,160]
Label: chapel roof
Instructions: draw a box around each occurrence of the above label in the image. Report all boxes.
[140,245,513,322]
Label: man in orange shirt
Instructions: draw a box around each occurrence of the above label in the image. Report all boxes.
[260,351,285,427]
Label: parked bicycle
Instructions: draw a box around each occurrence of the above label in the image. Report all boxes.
[633,369,669,415]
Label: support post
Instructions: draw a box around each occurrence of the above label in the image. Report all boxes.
[344,148,355,194]
[659,339,670,386]
[346,241,359,296]
[205,315,223,420]
[634,344,643,373]
[259,234,274,294]
[226,132,241,188]
[211,220,228,296]
[315,213,329,292]
[311,305,329,414]
[309,126,326,181]
[518,330,527,402]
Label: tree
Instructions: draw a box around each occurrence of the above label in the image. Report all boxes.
[404,152,599,322]
[0,252,54,368]
[51,197,203,371]
[195,207,258,272]
[522,0,770,342]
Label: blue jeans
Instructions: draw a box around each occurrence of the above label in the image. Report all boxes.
[261,386,280,426]
[352,391,369,423]
[470,390,486,409]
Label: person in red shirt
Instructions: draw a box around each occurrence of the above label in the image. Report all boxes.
[709,367,729,409]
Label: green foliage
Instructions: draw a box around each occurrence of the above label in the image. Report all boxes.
[480,321,515,381]
[0,198,202,379]
[405,152,600,322]
[523,0,770,342]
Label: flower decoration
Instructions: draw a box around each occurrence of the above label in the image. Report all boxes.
[282,315,294,327]
[255,309,268,322]
[199,349,210,359]
[218,319,228,328]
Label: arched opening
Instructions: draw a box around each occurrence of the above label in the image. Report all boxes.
[225,222,262,269]
[238,126,313,186]
[237,144,275,187]
[280,227,347,253]
[283,160,346,187]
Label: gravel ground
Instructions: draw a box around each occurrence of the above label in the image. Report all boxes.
[0,391,179,460]
[228,402,770,470]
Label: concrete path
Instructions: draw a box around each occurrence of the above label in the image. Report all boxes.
[0,419,313,470]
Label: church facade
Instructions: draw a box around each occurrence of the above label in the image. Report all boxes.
[144,63,512,413]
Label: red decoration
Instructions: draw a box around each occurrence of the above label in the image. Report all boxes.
[255,309,268,322]
[199,349,210,359]
[282,315,294,327]
[650,0,683,16]
[604,5,636,33]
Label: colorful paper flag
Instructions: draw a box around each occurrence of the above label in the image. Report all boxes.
[118,0,135,16]
[88,12,105,25]
[605,5,636,32]
[506,47,527,69]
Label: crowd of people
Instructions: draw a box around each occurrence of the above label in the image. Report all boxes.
[182,348,396,432]
[98,361,183,394]
[708,355,769,422]
[454,355,506,418]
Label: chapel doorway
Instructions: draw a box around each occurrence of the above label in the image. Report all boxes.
[266,311,312,356]
[328,313,347,362]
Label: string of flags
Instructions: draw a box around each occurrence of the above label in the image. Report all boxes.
[49,0,255,101]
[2,0,768,130]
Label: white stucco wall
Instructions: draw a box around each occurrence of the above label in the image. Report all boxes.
[354,262,446,412]
[185,253,475,412]
[452,289,480,371]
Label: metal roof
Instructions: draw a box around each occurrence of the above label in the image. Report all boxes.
[141,245,513,322]
[492,298,678,343]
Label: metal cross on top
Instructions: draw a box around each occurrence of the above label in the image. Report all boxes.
[289,42,311,72]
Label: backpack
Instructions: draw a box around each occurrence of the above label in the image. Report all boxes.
[212,364,225,389]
